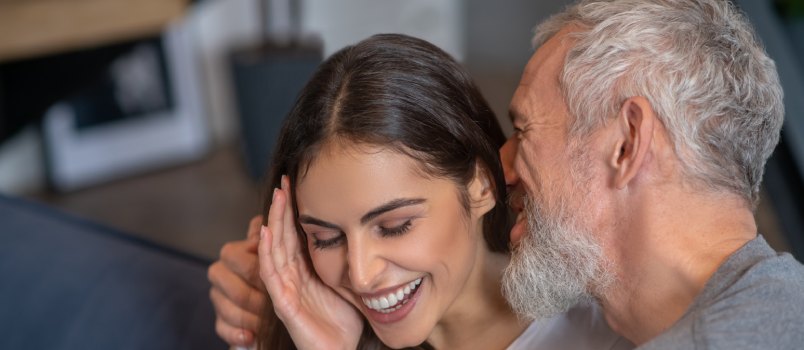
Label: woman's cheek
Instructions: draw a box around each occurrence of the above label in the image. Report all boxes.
[310,249,345,288]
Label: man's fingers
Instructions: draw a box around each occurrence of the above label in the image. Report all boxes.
[209,262,266,313]
[215,317,256,347]
[210,288,262,331]
[219,240,264,291]
[246,215,262,242]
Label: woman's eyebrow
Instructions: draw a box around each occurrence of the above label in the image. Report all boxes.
[298,216,340,230]
[360,198,426,224]
[298,198,426,228]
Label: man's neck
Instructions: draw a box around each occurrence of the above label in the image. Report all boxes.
[600,190,757,345]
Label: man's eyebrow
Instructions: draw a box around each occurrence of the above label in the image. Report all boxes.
[508,107,522,125]
[361,198,426,224]
[298,215,341,230]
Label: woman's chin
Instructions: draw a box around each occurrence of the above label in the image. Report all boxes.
[372,331,427,350]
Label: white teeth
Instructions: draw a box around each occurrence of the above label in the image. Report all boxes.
[379,304,403,314]
[361,277,424,312]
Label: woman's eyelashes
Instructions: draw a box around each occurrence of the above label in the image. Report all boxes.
[310,229,344,249]
[313,235,344,249]
[309,219,415,249]
[379,219,412,237]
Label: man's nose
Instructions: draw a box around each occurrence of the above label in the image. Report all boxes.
[500,135,520,187]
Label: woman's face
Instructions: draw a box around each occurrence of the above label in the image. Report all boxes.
[295,141,493,348]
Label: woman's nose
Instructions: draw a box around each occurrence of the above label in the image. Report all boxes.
[346,236,385,292]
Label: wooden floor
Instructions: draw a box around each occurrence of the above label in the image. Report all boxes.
[30,145,262,260]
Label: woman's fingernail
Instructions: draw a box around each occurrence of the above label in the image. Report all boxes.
[260,225,267,240]
[272,187,278,201]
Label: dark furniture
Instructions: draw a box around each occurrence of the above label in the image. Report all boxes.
[0,195,226,349]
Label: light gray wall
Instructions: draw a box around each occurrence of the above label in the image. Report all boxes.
[0,0,574,194]
[465,0,573,133]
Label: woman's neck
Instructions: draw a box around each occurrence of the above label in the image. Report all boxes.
[427,251,527,350]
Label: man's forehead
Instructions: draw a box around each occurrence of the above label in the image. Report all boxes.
[527,27,576,77]
[509,27,575,125]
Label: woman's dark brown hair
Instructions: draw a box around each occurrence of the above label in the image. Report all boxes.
[258,33,509,349]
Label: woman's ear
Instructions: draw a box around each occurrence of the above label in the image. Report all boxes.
[468,162,496,217]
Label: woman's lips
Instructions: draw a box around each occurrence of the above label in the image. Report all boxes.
[361,277,424,324]
[361,277,422,312]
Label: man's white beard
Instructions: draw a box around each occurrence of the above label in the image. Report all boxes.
[502,189,611,320]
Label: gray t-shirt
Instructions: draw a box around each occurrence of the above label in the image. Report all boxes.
[639,235,804,350]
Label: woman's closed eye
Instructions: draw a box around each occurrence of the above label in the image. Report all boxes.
[311,229,344,249]
[378,219,413,237]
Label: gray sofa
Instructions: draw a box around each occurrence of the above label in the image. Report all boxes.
[0,195,226,349]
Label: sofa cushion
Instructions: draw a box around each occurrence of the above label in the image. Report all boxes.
[0,195,226,350]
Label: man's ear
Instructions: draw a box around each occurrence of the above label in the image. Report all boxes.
[610,96,655,189]
[468,162,496,217]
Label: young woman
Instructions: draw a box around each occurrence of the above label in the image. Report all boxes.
[254,34,630,350]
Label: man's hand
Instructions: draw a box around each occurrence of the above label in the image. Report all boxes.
[208,215,267,347]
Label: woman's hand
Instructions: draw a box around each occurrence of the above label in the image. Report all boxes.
[258,176,363,350]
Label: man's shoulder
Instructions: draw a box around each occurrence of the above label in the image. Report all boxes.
[642,249,804,350]
[707,236,804,308]
[721,250,804,304]
[690,251,804,348]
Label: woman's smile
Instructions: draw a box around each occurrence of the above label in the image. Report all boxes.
[359,277,425,324]
[361,277,422,313]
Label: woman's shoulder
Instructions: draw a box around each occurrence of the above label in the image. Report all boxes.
[506,301,635,350]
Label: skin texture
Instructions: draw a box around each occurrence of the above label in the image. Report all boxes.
[507,26,758,345]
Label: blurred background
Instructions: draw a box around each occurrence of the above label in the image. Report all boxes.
[0,0,801,262]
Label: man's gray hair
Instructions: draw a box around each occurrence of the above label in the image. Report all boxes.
[534,0,784,207]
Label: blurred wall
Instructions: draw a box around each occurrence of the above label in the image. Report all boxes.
[0,0,464,194]
[464,0,573,134]
[197,0,464,146]
[0,0,571,194]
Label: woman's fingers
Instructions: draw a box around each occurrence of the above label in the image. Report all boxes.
[280,176,302,264]
[258,176,310,314]
[266,187,288,269]
[258,221,284,299]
